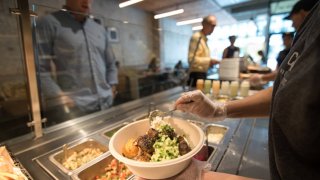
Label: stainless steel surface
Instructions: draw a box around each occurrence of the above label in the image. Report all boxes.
[49,138,108,175]
[205,124,229,145]
[101,122,130,139]
[4,87,270,180]
[72,152,132,180]
[16,0,43,138]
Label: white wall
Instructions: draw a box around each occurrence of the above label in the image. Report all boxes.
[159,18,192,69]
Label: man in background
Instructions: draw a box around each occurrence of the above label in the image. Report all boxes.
[187,15,220,87]
[222,35,240,59]
[250,0,317,86]
[37,0,118,123]
[250,32,294,86]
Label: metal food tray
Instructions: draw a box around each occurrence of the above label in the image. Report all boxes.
[72,152,133,180]
[204,124,229,145]
[49,138,108,175]
[101,122,129,139]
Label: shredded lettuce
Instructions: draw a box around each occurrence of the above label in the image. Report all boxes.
[151,134,180,162]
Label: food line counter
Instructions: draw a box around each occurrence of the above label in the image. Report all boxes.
[3,87,270,180]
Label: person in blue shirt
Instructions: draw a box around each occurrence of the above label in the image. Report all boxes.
[37,0,118,122]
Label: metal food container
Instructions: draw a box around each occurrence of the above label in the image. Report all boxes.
[102,122,129,139]
[49,138,108,175]
[193,144,216,162]
[205,124,228,144]
[72,153,133,180]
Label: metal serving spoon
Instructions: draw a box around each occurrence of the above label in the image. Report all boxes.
[148,109,175,125]
[63,144,68,162]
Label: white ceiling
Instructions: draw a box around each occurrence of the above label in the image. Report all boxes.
[119,0,270,26]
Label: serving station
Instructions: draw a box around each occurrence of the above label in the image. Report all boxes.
[3,87,270,180]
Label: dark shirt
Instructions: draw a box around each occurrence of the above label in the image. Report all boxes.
[270,2,320,179]
[223,46,240,58]
[276,48,290,66]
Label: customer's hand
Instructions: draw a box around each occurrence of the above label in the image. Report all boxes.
[57,94,75,108]
[249,74,263,87]
[112,86,118,99]
[174,90,227,121]
[210,59,220,67]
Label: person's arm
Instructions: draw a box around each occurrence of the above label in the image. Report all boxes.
[203,171,255,180]
[226,87,272,118]
[222,48,228,59]
[249,68,278,86]
[175,87,272,120]
[104,34,118,98]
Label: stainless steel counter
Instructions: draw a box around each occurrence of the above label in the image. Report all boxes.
[4,87,270,180]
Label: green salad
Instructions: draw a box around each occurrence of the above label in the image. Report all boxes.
[150,124,180,162]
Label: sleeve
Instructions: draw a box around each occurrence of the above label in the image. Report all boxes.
[222,48,228,59]
[36,16,63,98]
[104,33,118,85]
[188,34,210,71]
[276,51,284,67]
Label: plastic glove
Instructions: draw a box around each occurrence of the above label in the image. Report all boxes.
[135,158,211,180]
[249,74,263,87]
[174,90,227,121]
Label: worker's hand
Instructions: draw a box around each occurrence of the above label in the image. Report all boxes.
[112,86,118,99]
[174,90,227,121]
[249,74,263,87]
[210,59,220,67]
[135,158,211,180]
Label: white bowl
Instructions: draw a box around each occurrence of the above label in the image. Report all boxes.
[109,117,205,179]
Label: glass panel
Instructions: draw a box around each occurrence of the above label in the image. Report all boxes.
[208,15,267,64]
[0,0,32,141]
[31,1,276,129]
[267,34,284,70]
[32,2,182,127]
[269,14,295,34]
[267,12,295,70]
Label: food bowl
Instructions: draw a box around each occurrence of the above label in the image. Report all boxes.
[109,117,205,179]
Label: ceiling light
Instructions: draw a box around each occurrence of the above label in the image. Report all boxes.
[119,0,143,8]
[177,18,203,26]
[192,26,203,31]
[154,9,184,19]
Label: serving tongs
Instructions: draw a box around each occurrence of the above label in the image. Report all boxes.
[63,144,68,162]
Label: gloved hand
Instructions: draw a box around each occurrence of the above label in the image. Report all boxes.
[249,74,263,87]
[174,90,227,121]
[135,158,211,180]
